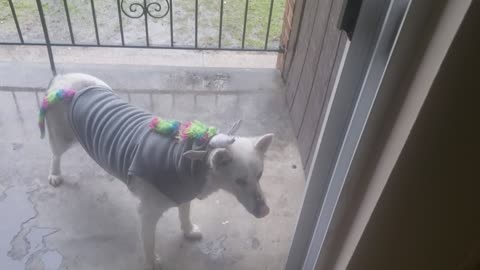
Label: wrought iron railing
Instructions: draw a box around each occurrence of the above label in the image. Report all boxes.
[2,86,254,122]
[1,0,284,75]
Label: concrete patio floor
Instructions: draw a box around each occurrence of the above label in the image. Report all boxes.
[0,63,305,270]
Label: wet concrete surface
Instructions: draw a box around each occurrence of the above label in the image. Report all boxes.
[0,46,278,69]
[0,66,305,270]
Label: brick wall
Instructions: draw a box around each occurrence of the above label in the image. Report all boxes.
[277,0,296,70]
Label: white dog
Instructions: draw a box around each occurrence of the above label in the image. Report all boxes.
[41,73,273,270]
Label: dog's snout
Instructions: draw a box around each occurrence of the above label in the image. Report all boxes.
[255,190,264,203]
[253,190,269,218]
[254,203,270,218]
[254,198,269,218]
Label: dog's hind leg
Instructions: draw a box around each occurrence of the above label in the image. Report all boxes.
[44,82,77,187]
[46,106,75,187]
[178,202,203,240]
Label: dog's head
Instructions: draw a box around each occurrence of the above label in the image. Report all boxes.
[184,133,274,218]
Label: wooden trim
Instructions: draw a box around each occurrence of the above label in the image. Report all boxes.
[305,33,348,171]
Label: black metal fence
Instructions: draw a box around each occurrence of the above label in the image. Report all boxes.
[1,0,283,75]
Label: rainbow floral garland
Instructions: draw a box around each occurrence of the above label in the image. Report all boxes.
[149,117,217,142]
[38,88,76,139]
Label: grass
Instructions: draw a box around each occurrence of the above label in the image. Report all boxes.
[177,0,284,49]
[0,0,285,49]
[0,0,44,21]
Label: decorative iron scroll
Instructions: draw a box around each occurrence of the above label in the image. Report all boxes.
[121,0,170,19]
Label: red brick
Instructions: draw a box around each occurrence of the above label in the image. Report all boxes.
[277,0,298,71]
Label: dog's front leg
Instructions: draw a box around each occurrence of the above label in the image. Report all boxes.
[138,202,163,270]
[130,178,173,270]
[178,202,203,240]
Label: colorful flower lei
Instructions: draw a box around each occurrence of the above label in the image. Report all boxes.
[149,117,217,143]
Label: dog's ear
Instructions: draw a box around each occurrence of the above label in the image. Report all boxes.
[255,133,274,154]
[210,148,233,169]
[183,150,207,160]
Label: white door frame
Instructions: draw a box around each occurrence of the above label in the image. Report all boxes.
[284,0,471,269]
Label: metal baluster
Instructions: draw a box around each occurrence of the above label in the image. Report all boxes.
[90,0,100,45]
[241,0,249,49]
[149,92,154,111]
[63,0,75,44]
[117,0,125,45]
[35,91,41,109]
[35,0,56,75]
[170,0,174,47]
[264,0,275,50]
[218,0,224,48]
[8,0,23,43]
[144,0,150,46]
[195,0,198,48]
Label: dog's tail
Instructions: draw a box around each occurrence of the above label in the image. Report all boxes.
[38,77,55,139]
[38,86,76,139]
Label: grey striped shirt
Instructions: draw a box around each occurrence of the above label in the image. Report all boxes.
[68,86,207,204]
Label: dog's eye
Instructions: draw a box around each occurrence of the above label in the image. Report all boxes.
[235,178,247,187]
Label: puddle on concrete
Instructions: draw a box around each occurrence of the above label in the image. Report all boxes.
[0,186,62,270]
[0,187,36,270]
[198,234,228,260]
[25,227,62,270]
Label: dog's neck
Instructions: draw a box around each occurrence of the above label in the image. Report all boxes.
[195,150,224,199]
[195,170,221,200]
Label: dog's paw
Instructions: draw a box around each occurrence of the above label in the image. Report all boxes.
[144,256,162,270]
[48,175,63,187]
[154,256,163,270]
[184,224,203,241]
[143,255,163,270]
